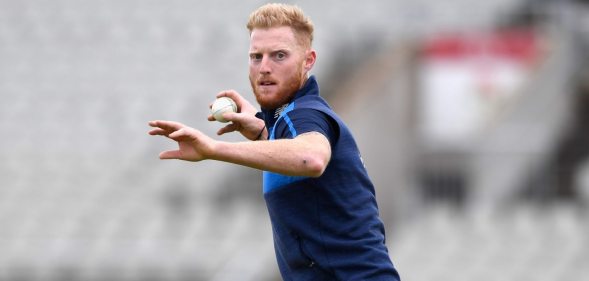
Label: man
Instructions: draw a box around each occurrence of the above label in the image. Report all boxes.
[148,3,400,281]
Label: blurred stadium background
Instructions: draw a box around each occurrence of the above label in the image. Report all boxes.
[1,0,589,280]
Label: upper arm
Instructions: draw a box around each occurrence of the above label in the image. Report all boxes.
[296,131,332,158]
[293,132,331,177]
[271,108,338,177]
[274,108,339,145]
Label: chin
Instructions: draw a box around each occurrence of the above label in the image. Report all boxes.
[255,88,293,109]
[256,95,282,110]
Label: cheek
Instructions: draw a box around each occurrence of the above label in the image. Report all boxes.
[249,67,260,83]
[279,62,299,77]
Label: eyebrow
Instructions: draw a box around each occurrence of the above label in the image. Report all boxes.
[249,48,290,55]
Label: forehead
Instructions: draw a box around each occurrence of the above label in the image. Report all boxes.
[249,26,299,52]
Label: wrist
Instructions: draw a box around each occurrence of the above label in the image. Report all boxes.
[255,124,266,140]
[208,140,226,161]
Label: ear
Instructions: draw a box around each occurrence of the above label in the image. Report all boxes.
[303,49,317,72]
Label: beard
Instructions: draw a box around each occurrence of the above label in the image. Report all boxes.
[250,66,306,110]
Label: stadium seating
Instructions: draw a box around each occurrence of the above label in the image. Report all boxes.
[0,0,587,280]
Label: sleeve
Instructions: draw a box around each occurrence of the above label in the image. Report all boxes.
[273,108,338,145]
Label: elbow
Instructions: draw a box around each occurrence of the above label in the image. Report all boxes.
[302,155,329,178]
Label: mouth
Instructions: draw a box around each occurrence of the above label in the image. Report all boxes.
[258,80,277,88]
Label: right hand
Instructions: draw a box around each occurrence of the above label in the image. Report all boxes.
[208,90,266,140]
[148,120,216,162]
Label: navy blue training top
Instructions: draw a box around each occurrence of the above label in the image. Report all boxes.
[271,108,337,145]
[259,76,400,281]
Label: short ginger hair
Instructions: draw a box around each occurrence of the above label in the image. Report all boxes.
[246,3,314,49]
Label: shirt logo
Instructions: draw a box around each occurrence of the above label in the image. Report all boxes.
[274,104,289,119]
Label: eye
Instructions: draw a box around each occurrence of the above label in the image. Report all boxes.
[250,53,263,62]
[275,51,287,60]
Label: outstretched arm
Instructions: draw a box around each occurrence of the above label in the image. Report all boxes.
[148,120,331,177]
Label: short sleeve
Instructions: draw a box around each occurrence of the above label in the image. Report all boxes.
[273,108,338,145]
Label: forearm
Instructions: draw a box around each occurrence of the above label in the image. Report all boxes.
[210,133,330,177]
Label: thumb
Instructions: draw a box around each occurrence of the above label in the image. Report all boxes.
[159,150,182,160]
[168,128,196,142]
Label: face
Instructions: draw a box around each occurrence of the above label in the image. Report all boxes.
[249,26,316,109]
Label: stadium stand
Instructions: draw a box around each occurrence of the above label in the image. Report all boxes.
[0,0,588,280]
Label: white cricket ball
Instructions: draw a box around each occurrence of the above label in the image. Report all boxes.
[211,97,237,123]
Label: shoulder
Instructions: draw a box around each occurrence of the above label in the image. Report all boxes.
[283,108,339,145]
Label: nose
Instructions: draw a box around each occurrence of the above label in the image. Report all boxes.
[259,56,271,74]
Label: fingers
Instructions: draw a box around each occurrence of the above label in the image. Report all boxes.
[216,89,243,101]
[216,90,243,112]
[159,150,182,160]
[168,127,196,141]
[205,109,243,135]
[148,120,211,162]
[219,112,239,123]
[209,90,247,122]
[216,90,258,114]
[148,120,186,132]
[213,112,247,135]
[148,128,168,136]
[208,110,240,124]
[148,120,194,141]
[217,123,239,135]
